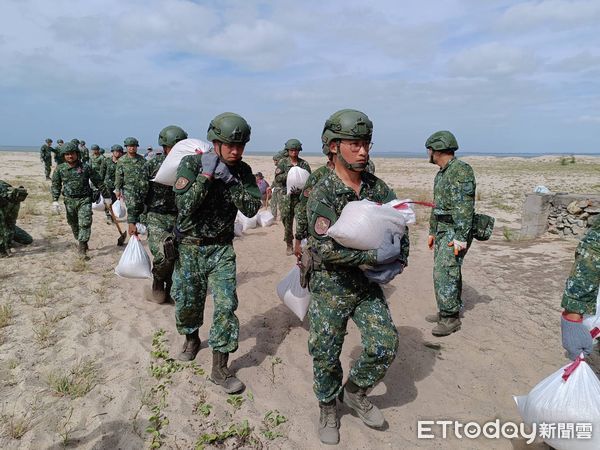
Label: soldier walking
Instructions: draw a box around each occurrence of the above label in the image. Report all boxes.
[103,144,124,224]
[52,139,65,167]
[0,180,29,257]
[269,149,287,220]
[114,137,146,232]
[40,138,54,180]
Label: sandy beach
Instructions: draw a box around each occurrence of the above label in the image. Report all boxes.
[1,151,599,449]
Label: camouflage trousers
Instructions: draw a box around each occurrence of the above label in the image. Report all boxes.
[280,192,301,245]
[433,227,471,316]
[561,227,600,315]
[308,269,399,403]
[64,197,93,243]
[172,243,239,353]
[146,211,176,282]
[42,158,52,179]
[270,187,282,219]
[0,202,20,253]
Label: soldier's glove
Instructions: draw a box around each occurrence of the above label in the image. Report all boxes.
[448,239,467,256]
[376,230,402,264]
[427,235,434,250]
[364,261,405,284]
[561,314,593,361]
[214,161,238,186]
[289,187,301,195]
[104,198,113,207]
[52,201,61,214]
[201,152,220,177]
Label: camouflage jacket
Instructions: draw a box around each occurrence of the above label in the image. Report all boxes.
[114,154,147,196]
[270,150,289,189]
[40,144,53,161]
[0,180,10,207]
[79,146,90,164]
[296,165,332,241]
[174,154,262,242]
[428,157,476,242]
[52,145,64,164]
[90,154,106,180]
[51,162,110,201]
[307,170,410,268]
[129,154,177,223]
[366,158,375,175]
[275,157,312,193]
[103,158,118,192]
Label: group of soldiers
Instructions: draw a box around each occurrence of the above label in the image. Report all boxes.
[5,107,594,445]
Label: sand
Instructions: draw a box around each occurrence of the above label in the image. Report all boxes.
[1,151,599,449]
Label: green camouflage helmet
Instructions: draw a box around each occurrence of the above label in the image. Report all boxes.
[60,141,78,156]
[57,139,64,144]
[100,148,106,154]
[91,144,100,151]
[207,112,251,144]
[45,138,52,144]
[322,109,373,146]
[124,137,139,147]
[284,138,302,151]
[425,130,459,151]
[111,144,124,153]
[80,140,85,145]
[71,138,80,146]
[158,125,188,147]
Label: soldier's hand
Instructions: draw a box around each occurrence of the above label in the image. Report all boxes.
[448,239,467,256]
[427,235,434,250]
[214,161,238,185]
[104,198,113,207]
[561,313,593,360]
[364,261,405,284]
[201,152,220,177]
[376,230,402,264]
[128,223,139,236]
[294,239,302,260]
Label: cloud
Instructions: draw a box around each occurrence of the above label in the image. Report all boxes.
[447,42,538,78]
[498,0,600,30]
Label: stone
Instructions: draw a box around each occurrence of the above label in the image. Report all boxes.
[577,200,591,209]
[580,212,590,220]
[588,215,600,226]
[556,223,565,230]
[567,201,582,215]
[566,216,576,224]
[585,207,600,214]
[548,228,558,235]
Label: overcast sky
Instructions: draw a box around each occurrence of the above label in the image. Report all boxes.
[1,0,599,153]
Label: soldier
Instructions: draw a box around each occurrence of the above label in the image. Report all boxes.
[425,131,475,337]
[79,140,90,164]
[275,139,311,255]
[52,139,65,166]
[51,142,112,258]
[40,138,54,180]
[115,137,147,228]
[0,180,29,257]
[307,109,408,444]
[129,125,188,303]
[172,112,261,394]
[560,216,600,360]
[103,144,124,224]
[269,148,288,220]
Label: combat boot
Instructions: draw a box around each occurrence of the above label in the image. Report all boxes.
[78,241,89,259]
[339,380,384,428]
[147,278,166,304]
[177,330,201,361]
[164,279,174,304]
[318,400,339,445]
[210,350,244,393]
[425,313,440,323]
[0,247,10,258]
[432,314,461,337]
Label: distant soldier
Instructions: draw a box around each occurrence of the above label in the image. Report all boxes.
[51,142,112,258]
[269,148,288,220]
[426,131,475,336]
[103,145,124,224]
[275,139,311,255]
[129,125,188,303]
[79,140,90,164]
[114,137,147,227]
[40,138,53,180]
[172,112,261,394]
[52,139,65,166]
[0,180,29,257]
[90,144,106,179]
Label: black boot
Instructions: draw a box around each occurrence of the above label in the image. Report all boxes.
[210,350,244,393]
[177,330,201,361]
[146,278,166,304]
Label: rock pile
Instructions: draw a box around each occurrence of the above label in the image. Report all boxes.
[548,200,600,238]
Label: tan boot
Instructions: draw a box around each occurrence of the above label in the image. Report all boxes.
[146,278,167,304]
[78,241,89,260]
[339,380,384,428]
[425,313,440,323]
[286,244,293,256]
[177,330,201,361]
[432,315,461,337]
[318,401,339,445]
[210,350,244,393]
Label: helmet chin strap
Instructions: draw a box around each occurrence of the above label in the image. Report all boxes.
[336,142,366,172]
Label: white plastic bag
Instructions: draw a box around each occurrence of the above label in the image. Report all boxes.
[112,199,126,219]
[153,138,212,186]
[234,221,244,237]
[257,210,274,227]
[583,287,600,339]
[514,358,600,450]
[327,199,408,250]
[114,236,152,279]
[92,194,105,211]
[276,265,310,321]
[286,166,310,194]
[236,210,258,231]
[136,223,147,236]
[534,185,551,194]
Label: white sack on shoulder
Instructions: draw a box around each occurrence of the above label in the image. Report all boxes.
[234,221,244,237]
[115,236,152,279]
[237,210,258,231]
[327,199,407,250]
[153,138,212,186]
[276,265,310,321]
[112,199,126,219]
[286,166,310,195]
[257,210,275,227]
[92,194,105,211]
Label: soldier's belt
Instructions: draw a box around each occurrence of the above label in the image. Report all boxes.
[148,207,177,215]
[435,214,454,224]
[64,193,91,199]
[179,235,232,246]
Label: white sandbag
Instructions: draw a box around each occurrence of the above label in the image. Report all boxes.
[257,210,274,227]
[112,199,126,219]
[514,358,600,450]
[136,223,147,236]
[153,138,212,186]
[114,236,152,279]
[286,166,310,194]
[92,194,105,211]
[276,265,310,321]
[327,199,408,250]
[583,286,600,339]
[234,221,243,237]
[236,210,258,231]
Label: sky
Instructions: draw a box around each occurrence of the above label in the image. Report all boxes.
[1,0,599,154]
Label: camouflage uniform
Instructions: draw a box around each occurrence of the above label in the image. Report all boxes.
[366,158,375,175]
[40,144,53,179]
[275,156,311,246]
[270,149,288,219]
[51,161,110,243]
[429,157,475,317]
[90,153,106,180]
[0,181,29,256]
[104,158,118,193]
[561,219,600,314]
[52,144,64,165]
[172,154,261,352]
[295,165,331,241]
[306,170,409,402]
[79,145,90,164]
[114,154,147,223]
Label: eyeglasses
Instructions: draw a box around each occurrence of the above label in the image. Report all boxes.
[340,140,373,151]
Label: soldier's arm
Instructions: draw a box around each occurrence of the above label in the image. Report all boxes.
[127,161,152,224]
[114,163,123,193]
[51,168,62,201]
[274,160,288,186]
[301,160,312,174]
[449,167,476,242]
[173,155,209,217]
[89,165,112,199]
[230,164,262,218]
[295,171,320,241]
[40,146,45,161]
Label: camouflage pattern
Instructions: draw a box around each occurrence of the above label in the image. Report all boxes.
[366,158,375,175]
[52,144,65,165]
[147,211,177,281]
[275,156,311,245]
[428,157,476,316]
[79,145,90,164]
[295,165,331,241]
[0,181,27,255]
[51,161,110,243]
[90,153,106,180]
[561,220,600,315]
[172,154,261,346]
[40,144,53,178]
[306,170,408,402]
[114,154,147,224]
[269,149,288,219]
[103,158,118,192]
